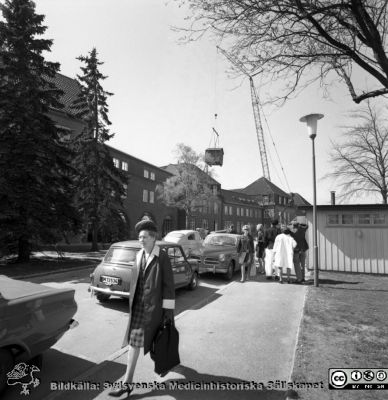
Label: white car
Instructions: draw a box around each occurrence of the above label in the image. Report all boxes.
[163,230,203,258]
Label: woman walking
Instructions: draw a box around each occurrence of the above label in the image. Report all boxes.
[273,225,297,284]
[255,224,265,274]
[109,219,175,397]
[240,225,254,282]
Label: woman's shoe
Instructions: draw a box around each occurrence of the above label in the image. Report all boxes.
[108,386,133,397]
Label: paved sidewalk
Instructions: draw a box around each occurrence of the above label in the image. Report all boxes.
[47,277,307,400]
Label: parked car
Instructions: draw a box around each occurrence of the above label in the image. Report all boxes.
[0,276,78,393]
[163,230,203,258]
[199,233,243,280]
[89,240,199,303]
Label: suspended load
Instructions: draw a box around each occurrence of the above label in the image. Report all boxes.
[205,127,224,166]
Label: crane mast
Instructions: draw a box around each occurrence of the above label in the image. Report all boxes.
[249,76,271,181]
[217,47,271,181]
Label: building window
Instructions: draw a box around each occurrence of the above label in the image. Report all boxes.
[237,208,240,217]
[229,206,233,215]
[202,219,208,229]
[150,172,155,180]
[246,208,249,217]
[371,213,386,224]
[122,184,128,199]
[143,189,148,202]
[213,202,218,214]
[122,161,128,171]
[263,195,269,205]
[149,191,154,204]
[341,214,354,225]
[190,219,196,230]
[144,169,149,178]
[358,213,386,225]
[327,214,339,225]
[212,185,218,195]
[224,220,232,229]
[113,158,120,168]
[224,205,228,215]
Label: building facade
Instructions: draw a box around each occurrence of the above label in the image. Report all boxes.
[107,146,178,238]
[298,204,388,274]
[231,177,304,227]
[221,189,262,233]
[48,71,308,242]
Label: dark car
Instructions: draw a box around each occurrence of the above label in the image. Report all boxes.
[199,233,243,280]
[0,276,78,393]
[89,240,199,303]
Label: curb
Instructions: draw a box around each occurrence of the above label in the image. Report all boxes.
[10,264,98,280]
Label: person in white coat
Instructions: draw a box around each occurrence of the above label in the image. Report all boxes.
[273,225,297,284]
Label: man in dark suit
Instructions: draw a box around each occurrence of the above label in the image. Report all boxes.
[290,221,309,283]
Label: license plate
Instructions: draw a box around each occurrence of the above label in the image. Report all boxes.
[101,276,120,286]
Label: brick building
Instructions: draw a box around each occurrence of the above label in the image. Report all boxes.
[234,177,302,227]
[108,146,178,238]
[221,189,261,233]
[46,71,308,242]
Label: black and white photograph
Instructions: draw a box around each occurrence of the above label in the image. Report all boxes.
[1,1,388,399]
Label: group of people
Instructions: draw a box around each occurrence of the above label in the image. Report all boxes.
[235,219,309,284]
[260,219,308,284]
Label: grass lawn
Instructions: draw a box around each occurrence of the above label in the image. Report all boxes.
[0,250,104,278]
[291,271,388,400]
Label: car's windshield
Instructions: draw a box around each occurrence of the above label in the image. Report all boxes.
[104,247,138,264]
[204,235,237,247]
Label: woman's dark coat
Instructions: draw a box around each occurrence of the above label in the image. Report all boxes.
[122,245,175,354]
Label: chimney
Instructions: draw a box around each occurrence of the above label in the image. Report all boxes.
[330,191,336,205]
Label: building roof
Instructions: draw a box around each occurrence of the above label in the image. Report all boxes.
[233,177,290,198]
[298,204,388,211]
[162,164,221,186]
[106,145,173,176]
[221,189,259,205]
[291,192,312,206]
[45,72,82,117]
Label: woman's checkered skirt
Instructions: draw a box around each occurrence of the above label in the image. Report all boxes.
[128,263,145,348]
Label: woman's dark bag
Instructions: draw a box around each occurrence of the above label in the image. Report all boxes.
[150,319,180,375]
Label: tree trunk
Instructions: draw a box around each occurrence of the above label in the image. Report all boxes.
[90,218,99,251]
[18,235,30,262]
[382,190,387,204]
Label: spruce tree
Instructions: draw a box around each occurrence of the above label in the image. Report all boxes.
[72,48,128,251]
[0,0,79,261]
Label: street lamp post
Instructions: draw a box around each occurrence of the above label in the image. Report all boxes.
[299,113,324,288]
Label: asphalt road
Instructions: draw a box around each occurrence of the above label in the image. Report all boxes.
[3,269,307,400]
[3,268,235,400]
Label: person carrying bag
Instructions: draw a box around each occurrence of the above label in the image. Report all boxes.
[150,318,180,376]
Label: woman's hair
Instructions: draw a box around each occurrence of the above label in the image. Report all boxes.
[144,229,157,239]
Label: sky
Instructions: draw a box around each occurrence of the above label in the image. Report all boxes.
[33,0,384,205]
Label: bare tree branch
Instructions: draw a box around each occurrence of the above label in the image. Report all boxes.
[177,0,388,104]
[324,100,388,203]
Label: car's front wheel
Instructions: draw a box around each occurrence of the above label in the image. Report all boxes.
[0,348,14,393]
[225,261,234,281]
[188,272,199,290]
[96,292,110,303]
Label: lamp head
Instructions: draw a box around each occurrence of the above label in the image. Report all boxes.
[300,113,324,139]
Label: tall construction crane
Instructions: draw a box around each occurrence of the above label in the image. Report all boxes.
[217,46,271,181]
